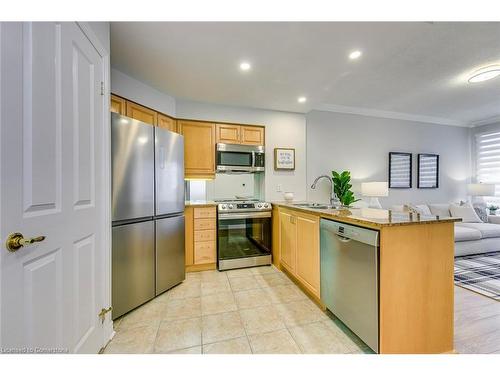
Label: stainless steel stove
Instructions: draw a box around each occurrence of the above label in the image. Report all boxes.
[216,199,272,270]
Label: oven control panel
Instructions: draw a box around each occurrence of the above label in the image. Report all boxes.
[218,201,272,212]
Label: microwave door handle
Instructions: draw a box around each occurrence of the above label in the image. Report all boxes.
[252,151,255,167]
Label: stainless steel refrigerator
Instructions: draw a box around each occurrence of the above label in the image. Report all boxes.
[111,112,185,319]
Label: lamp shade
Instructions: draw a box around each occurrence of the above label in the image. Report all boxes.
[467,183,495,196]
[361,182,389,197]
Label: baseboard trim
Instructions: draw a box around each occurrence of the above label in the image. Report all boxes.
[186,263,216,272]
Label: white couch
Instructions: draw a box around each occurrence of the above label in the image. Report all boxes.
[392,203,500,257]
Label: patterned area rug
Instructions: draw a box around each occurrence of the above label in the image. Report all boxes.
[454,251,500,301]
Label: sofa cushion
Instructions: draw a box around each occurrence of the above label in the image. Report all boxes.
[449,204,482,223]
[457,223,500,239]
[428,203,451,218]
[454,225,482,242]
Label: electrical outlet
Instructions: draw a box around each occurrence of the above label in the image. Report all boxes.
[277,184,282,192]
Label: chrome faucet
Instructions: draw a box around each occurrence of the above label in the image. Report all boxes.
[311,175,338,207]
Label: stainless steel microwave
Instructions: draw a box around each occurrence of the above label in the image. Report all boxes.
[216,143,265,173]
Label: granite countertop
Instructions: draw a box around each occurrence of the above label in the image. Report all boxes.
[272,201,462,229]
[185,200,217,207]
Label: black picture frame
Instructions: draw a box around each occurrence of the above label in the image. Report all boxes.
[389,152,412,189]
[417,153,439,189]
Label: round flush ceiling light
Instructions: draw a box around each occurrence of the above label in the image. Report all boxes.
[239,62,251,71]
[297,96,307,103]
[349,50,362,60]
[468,65,500,83]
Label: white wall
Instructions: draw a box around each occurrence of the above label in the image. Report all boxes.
[176,100,307,201]
[111,69,176,117]
[306,110,472,207]
[87,22,110,53]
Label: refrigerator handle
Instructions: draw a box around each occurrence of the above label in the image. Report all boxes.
[159,146,166,169]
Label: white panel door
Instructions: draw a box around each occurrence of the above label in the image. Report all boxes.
[0,22,108,354]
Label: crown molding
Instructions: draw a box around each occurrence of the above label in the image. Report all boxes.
[470,115,500,128]
[312,103,470,128]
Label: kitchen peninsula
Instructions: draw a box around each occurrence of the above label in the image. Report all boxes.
[272,202,461,354]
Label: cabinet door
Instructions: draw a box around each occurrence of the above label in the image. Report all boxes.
[216,123,241,144]
[295,213,320,298]
[126,101,158,126]
[280,211,296,272]
[185,207,194,266]
[241,125,265,145]
[111,94,126,115]
[158,113,177,132]
[179,120,216,179]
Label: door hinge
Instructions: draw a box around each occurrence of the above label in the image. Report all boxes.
[98,306,112,323]
[100,81,105,96]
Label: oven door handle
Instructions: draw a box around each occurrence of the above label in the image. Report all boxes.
[218,212,272,220]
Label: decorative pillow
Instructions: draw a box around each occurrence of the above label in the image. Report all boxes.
[391,205,406,212]
[449,204,483,223]
[472,202,488,223]
[428,203,451,218]
[405,204,432,216]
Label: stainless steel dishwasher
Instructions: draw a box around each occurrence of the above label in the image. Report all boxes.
[320,218,379,352]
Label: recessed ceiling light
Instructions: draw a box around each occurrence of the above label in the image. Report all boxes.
[468,65,500,83]
[298,96,307,103]
[239,62,251,71]
[349,50,362,60]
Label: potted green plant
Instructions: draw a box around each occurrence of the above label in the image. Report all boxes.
[332,170,360,207]
[488,204,499,215]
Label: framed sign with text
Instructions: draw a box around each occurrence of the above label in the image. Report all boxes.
[274,148,295,171]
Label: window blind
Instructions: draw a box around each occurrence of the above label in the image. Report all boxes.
[476,131,500,200]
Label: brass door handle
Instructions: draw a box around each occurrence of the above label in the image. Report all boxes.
[6,232,46,252]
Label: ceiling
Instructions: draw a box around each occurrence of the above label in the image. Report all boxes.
[110,22,500,126]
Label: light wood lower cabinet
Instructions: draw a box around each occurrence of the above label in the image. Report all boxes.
[278,208,320,298]
[185,206,217,270]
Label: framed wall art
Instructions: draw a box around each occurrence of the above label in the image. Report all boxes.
[274,148,295,171]
[389,152,412,188]
[417,153,439,189]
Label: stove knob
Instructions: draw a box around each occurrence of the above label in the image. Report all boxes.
[221,204,227,210]
[228,204,234,209]
[264,203,270,208]
[257,203,263,208]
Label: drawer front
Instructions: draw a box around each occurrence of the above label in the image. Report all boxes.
[194,229,216,242]
[194,241,216,264]
[194,207,216,219]
[194,218,216,231]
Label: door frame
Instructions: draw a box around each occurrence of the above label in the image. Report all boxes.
[76,22,113,349]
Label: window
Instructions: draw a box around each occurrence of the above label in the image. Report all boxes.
[475,131,500,203]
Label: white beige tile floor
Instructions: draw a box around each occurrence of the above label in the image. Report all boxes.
[105,265,372,354]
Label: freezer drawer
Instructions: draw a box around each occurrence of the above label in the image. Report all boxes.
[320,219,379,352]
[155,127,185,216]
[112,113,154,221]
[155,215,185,295]
[112,221,155,319]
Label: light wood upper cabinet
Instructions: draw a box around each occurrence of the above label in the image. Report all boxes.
[279,210,296,273]
[158,113,177,133]
[179,120,216,179]
[241,125,265,145]
[216,124,240,144]
[216,123,265,145]
[110,94,126,115]
[295,213,320,297]
[126,101,158,126]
